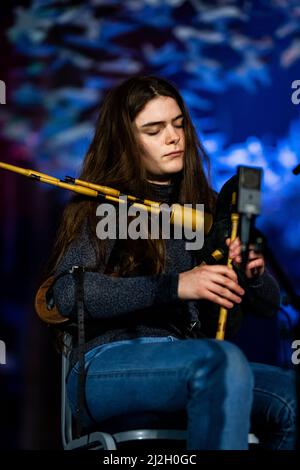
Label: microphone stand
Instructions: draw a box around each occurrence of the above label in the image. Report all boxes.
[240,213,254,271]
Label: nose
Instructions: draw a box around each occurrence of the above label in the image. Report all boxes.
[165,125,180,145]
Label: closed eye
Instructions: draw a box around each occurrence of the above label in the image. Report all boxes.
[143,118,184,136]
[146,130,160,135]
[147,124,183,136]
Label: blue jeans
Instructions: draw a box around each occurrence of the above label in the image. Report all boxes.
[249,362,297,450]
[67,337,297,449]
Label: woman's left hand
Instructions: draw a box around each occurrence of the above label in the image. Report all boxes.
[226,237,265,279]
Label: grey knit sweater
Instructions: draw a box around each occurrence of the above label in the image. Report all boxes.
[53,182,281,354]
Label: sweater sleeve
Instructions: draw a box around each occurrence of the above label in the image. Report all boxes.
[52,225,179,320]
[195,269,281,339]
[239,269,281,317]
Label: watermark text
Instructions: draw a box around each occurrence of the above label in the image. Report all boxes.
[0,80,6,104]
[96,198,205,250]
[291,80,300,105]
[0,340,6,365]
[291,339,300,365]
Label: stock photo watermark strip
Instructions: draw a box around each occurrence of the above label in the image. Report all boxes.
[0,80,6,104]
[291,80,300,105]
[0,340,6,365]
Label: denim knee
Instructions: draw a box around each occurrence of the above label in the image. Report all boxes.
[188,340,253,394]
[217,340,254,389]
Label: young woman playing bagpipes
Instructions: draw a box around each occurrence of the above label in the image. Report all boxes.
[44,76,296,450]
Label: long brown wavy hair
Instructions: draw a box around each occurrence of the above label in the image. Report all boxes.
[47,75,216,277]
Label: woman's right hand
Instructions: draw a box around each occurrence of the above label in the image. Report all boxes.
[178,264,245,309]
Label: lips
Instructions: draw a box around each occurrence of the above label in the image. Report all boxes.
[164,150,183,157]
